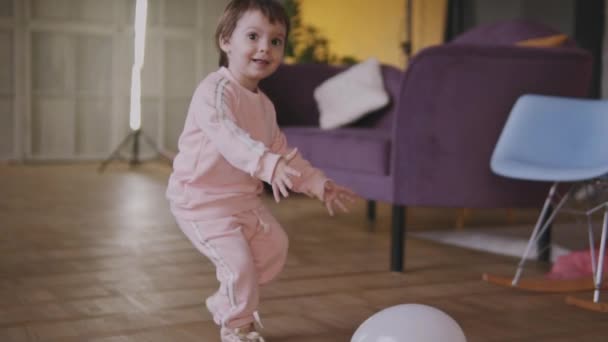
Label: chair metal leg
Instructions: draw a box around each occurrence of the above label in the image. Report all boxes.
[593,207,608,303]
[390,205,406,272]
[587,215,598,275]
[485,180,608,304]
[566,204,608,312]
[367,200,376,221]
[513,183,569,285]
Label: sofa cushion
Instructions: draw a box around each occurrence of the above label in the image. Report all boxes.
[516,34,568,48]
[313,58,390,130]
[283,127,391,176]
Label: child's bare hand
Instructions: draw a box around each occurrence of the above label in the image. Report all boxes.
[271,148,301,203]
[323,181,357,216]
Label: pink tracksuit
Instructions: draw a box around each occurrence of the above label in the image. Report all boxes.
[166,67,327,328]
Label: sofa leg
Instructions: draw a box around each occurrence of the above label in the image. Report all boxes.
[391,205,406,272]
[367,200,376,221]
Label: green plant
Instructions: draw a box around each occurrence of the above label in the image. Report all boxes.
[283,0,358,65]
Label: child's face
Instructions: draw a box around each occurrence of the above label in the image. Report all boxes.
[220,9,286,91]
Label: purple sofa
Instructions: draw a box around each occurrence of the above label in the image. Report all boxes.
[260,20,593,272]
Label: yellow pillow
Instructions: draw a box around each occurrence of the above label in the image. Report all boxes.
[516,34,568,47]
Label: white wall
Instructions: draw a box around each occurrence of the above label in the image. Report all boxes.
[1,0,228,161]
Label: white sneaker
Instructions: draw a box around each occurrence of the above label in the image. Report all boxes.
[221,324,265,342]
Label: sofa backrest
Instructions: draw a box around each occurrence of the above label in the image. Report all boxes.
[450,19,577,47]
[260,62,403,130]
[392,43,592,207]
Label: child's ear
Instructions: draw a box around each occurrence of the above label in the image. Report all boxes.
[219,37,231,54]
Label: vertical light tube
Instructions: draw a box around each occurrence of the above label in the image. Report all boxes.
[129,0,148,130]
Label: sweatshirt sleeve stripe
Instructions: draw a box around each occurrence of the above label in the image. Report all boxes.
[215,78,267,161]
[190,76,278,182]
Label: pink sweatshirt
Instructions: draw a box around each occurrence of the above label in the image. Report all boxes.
[167,67,327,220]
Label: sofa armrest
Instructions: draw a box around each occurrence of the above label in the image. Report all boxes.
[390,44,592,207]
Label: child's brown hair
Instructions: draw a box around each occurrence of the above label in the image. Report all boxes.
[215,0,290,67]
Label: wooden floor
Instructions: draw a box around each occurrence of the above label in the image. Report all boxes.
[1,162,607,342]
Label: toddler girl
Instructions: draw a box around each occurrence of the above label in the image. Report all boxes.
[166,0,355,340]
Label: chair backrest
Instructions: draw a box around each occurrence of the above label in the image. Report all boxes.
[492,94,608,182]
[259,63,403,129]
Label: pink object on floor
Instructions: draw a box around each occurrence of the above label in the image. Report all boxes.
[546,248,608,280]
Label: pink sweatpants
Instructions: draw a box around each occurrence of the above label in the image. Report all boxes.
[175,205,288,329]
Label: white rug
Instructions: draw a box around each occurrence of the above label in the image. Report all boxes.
[412,230,571,263]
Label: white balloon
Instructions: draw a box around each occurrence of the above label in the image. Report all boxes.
[352,304,467,342]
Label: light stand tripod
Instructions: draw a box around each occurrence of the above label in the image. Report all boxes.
[98,128,171,172]
[98,0,173,172]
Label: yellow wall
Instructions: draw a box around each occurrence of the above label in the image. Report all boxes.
[412,0,448,54]
[299,0,447,68]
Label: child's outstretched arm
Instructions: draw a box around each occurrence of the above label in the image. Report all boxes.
[322,181,357,216]
[269,123,358,213]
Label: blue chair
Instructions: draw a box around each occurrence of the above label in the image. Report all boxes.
[483,94,608,312]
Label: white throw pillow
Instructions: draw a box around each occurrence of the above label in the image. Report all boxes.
[314,58,389,130]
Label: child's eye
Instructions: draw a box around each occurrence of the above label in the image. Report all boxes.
[271,38,283,46]
[248,33,257,40]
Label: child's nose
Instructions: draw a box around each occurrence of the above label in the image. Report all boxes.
[259,40,271,52]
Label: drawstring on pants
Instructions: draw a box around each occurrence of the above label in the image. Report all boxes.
[253,209,270,233]
[253,311,264,329]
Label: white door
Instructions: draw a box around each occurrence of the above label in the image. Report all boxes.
[7,0,227,161]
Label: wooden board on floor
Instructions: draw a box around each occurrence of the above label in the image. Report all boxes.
[1,162,607,342]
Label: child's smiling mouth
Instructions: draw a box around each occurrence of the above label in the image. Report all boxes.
[252,58,270,65]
